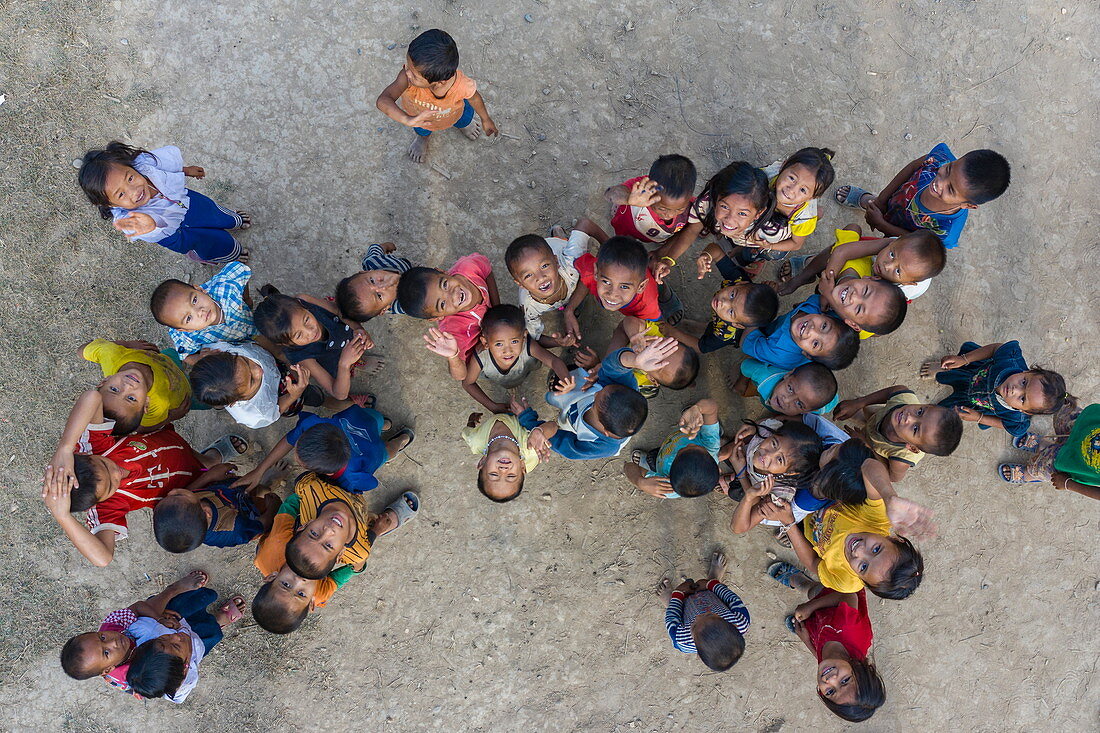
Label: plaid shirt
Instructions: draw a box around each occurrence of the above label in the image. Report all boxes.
[168,262,258,356]
[361,243,413,315]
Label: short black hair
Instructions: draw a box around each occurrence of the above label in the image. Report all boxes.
[253,293,306,346]
[477,469,524,503]
[1029,368,1068,414]
[126,642,185,699]
[694,617,745,672]
[296,423,351,476]
[924,407,963,456]
[959,149,1011,205]
[813,439,872,504]
[285,533,337,580]
[252,582,309,634]
[596,236,649,279]
[861,282,907,335]
[597,384,648,438]
[504,234,553,277]
[396,267,443,319]
[71,455,103,512]
[658,344,699,391]
[60,633,99,680]
[865,535,923,600]
[668,446,718,497]
[742,283,780,327]
[335,275,369,323]
[189,351,245,407]
[648,154,697,200]
[102,403,143,437]
[820,658,886,721]
[895,230,946,279]
[482,304,525,334]
[407,29,459,83]
[814,319,860,370]
[149,279,191,326]
[789,362,838,412]
[152,495,209,553]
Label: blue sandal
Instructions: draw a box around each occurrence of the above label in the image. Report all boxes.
[998,463,1041,484]
[834,184,871,208]
[1012,433,1041,452]
[767,561,809,589]
[784,614,797,634]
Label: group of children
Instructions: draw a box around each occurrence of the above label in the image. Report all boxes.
[49,27,1086,722]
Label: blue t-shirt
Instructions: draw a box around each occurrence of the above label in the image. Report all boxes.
[884,142,968,249]
[285,406,387,493]
[740,358,840,415]
[740,294,824,370]
[647,422,722,498]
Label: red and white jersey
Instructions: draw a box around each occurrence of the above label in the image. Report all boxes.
[610,176,698,244]
[78,423,204,539]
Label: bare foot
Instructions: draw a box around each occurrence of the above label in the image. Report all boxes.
[657,577,673,604]
[459,115,483,140]
[235,211,252,230]
[919,360,943,379]
[355,355,386,377]
[707,551,727,583]
[382,418,392,433]
[167,569,209,594]
[213,595,246,627]
[550,224,568,239]
[236,249,251,264]
[408,134,430,163]
[373,494,415,536]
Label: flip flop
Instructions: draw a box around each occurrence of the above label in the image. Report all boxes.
[998,463,1041,484]
[778,255,811,283]
[767,561,809,589]
[349,392,377,409]
[784,614,797,634]
[1012,433,1041,452]
[630,449,655,472]
[834,185,871,208]
[218,595,246,627]
[203,434,248,463]
[384,491,420,531]
[389,427,415,454]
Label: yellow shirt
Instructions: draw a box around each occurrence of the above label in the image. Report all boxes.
[829,229,875,340]
[295,473,377,568]
[82,339,191,427]
[803,499,891,593]
[864,390,926,467]
[631,321,664,389]
[461,414,540,472]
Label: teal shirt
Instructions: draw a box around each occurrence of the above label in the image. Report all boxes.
[740,358,840,415]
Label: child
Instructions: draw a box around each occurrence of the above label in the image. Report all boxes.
[812,231,910,339]
[660,551,749,672]
[335,242,413,322]
[150,262,261,359]
[79,338,192,434]
[78,142,250,263]
[562,236,663,342]
[624,399,721,499]
[834,385,964,481]
[740,294,860,371]
[153,480,280,553]
[504,229,592,347]
[283,473,419,579]
[601,154,698,245]
[60,570,208,692]
[189,342,322,429]
[579,318,699,399]
[920,341,1067,438]
[399,253,498,380]
[462,304,569,413]
[835,144,1010,249]
[125,587,246,702]
[375,28,499,164]
[719,419,823,510]
[463,399,542,502]
[778,226,946,302]
[231,405,414,495]
[737,360,840,416]
[1000,401,1100,497]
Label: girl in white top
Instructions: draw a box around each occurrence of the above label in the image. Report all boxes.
[504,228,593,346]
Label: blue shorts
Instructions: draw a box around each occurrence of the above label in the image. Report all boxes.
[414,99,475,136]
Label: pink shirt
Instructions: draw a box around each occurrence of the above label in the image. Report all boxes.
[439,253,493,359]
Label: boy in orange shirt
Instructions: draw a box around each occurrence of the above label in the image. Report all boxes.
[376,28,499,164]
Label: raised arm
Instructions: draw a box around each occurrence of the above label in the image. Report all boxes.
[42,475,116,567]
[529,339,570,382]
[461,355,509,413]
[48,390,106,486]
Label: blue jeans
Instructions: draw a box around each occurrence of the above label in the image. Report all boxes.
[158,190,243,264]
[413,99,475,136]
[166,588,222,657]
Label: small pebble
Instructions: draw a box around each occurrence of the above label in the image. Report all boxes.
[871,128,878,135]
[120,38,128,45]
[542,88,550,95]
[527,181,535,189]
[904,132,913,140]
[356,48,362,55]
[524,13,534,22]
[541,493,551,500]
[386,42,396,50]
[72,159,83,169]
[580,159,589,166]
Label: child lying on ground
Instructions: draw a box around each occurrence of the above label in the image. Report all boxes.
[505,228,592,347]
[624,398,720,498]
[463,398,543,502]
[336,242,414,322]
[660,551,749,673]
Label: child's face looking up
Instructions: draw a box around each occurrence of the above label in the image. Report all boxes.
[790,313,843,361]
[72,629,131,675]
[159,285,223,331]
[97,370,150,423]
[482,325,525,366]
[479,447,525,501]
[422,272,479,318]
[510,246,562,302]
[233,355,265,401]
[817,657,858,705]
[713,192,763,238]
[265,565,318,614]
[752,432,798,475]
[103,163,157,210]
[844,532,900,585]
[996,372,1050,414]
[774,163,818,209]
[711,282,752,326]
[296,501,356,568]
[829,277,895,331]
[152,631,191,662]
[872,239,930,284]
[767,373,821,416]
[883,403,947,451]
[594,262,646,311]
[651,192,692,222]
[286,305,324,346]
[347,270,401,319]
[926,158,977,209]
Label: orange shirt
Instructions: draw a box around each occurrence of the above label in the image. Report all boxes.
[399,70,477,131]
[254,513,338,607]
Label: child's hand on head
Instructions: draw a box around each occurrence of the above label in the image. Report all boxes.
[113,212,157,238]
[634,337,678,373]
[467,412,483,428]
[627,177,662,208]
[182,166,206,178]
[955,406,982,422]
[339,331,370,366]
[695,251,714,280]
[47,450,76,490]
[42,467,74,518]
[423,328,460,359]
[678,405,704,438]
[832,400,861,422]
[637,474,674,498]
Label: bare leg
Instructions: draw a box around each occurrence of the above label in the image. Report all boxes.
[707,551,727,583]
[576,217,610,245]
[407,133,430,164]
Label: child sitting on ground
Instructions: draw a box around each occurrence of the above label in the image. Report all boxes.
[504,228,593,347]
[283,473,419,579]
[660,551,749,672]
[835,144,1010,249]
[335,242,414,322]
[741,294,860,371]
[624,398,721,498]
[834,385,964,481]
[78,142,250,263]
[125,586,246,702]
[153,479,280,553]
[457,304,569,413]
[736,360,840,417]
[78,338,192,435]
[150,262,264,360]
[398,253,498,380]
[463,398,543,502]
[60,569,209,693]
[254,289,380,404]
[578,317,699,399]
[920,340,1068,438]
[375,28,498,164]
[586,154,699,246]
[562,236,664,342]
[718,419,823,511]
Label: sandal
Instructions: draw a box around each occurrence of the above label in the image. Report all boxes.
[630,449,656,472]
[217,595,246,627]
[349,393,377,410]
[773,526,793,549]
[389,427,415,454]
[234,211,252,230]
[767,561,810,589]
[777,255,811,284]
[998,463,1041,484]
[203,434,248,463]
[784,614,797,634]
[1012,433,1041,452]
[834,185,871,208]
[383,491,420,532]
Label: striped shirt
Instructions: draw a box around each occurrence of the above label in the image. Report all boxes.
[361,243,413,315]
[168,262,258,357]
[665,580,751,653]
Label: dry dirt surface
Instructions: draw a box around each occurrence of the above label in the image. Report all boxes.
[1,0,1098,731]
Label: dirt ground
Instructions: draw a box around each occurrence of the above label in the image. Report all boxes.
[1,0,1098,730]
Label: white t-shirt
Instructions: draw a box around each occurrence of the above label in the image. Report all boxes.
[205,341,282,428]
[127,617,206,703]
[518,230,590,338]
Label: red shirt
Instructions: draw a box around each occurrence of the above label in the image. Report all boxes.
[610,176,696,244]
[805,589,874,662]
[574,253,662,321]
[78,423,204,539]
[439,253,493,359]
